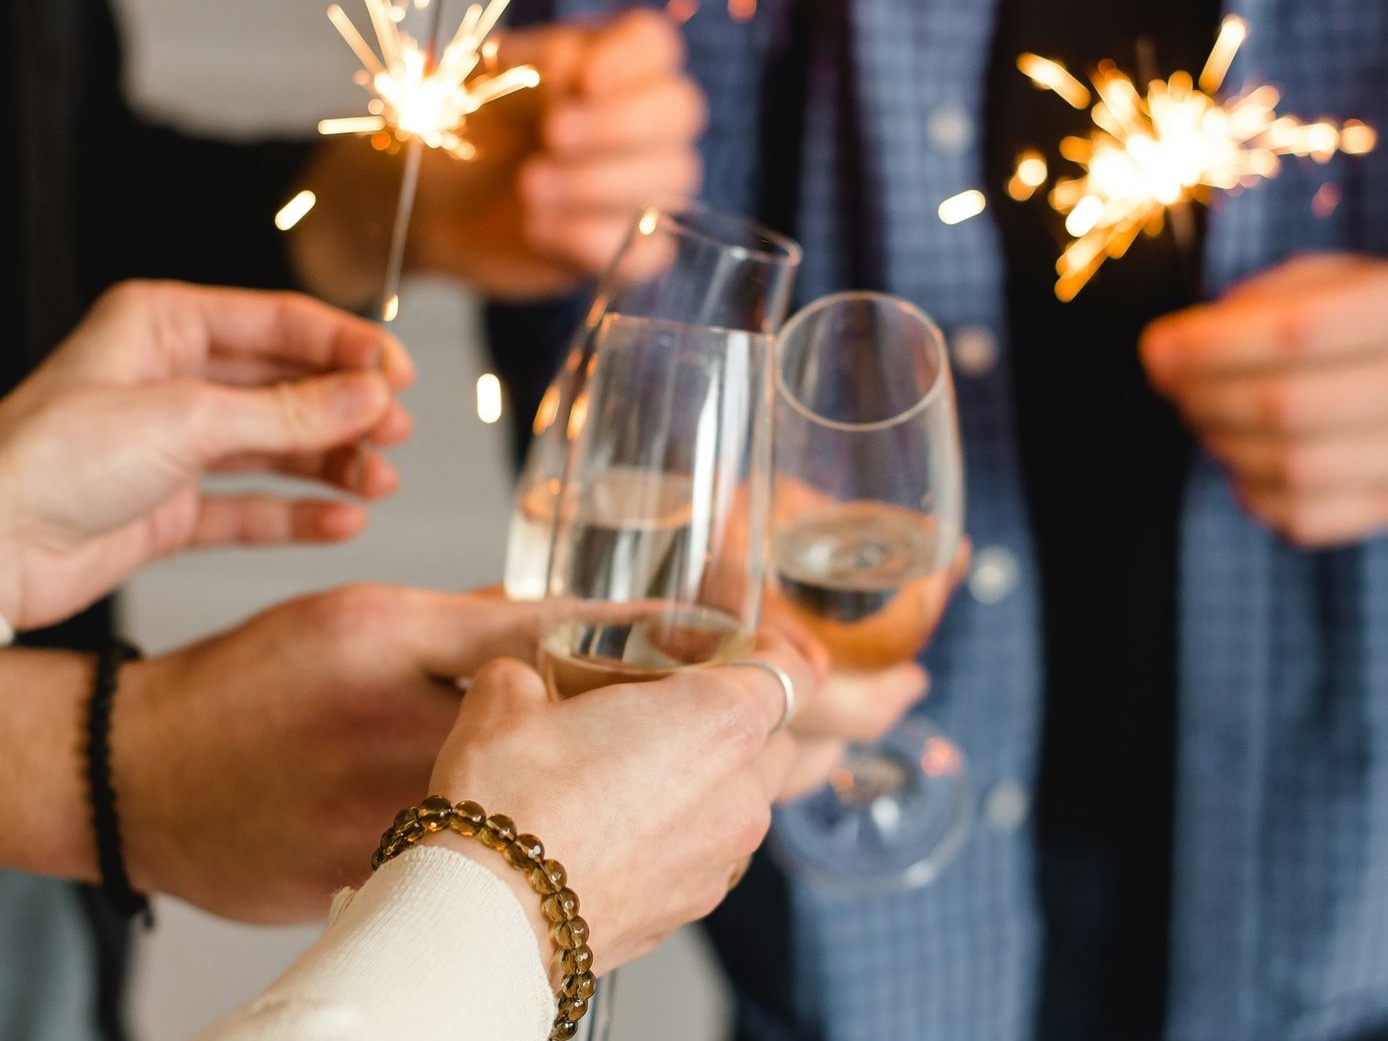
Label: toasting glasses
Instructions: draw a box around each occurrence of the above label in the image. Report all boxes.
[503,199,801,600]
[766,291,973,894]
[538,309,775,1041]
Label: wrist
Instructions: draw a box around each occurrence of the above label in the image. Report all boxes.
[106,654,172,899]
[378,796,597,1041]
[84,639,151,922]
[0,521,24,635]
[0,648,101,880]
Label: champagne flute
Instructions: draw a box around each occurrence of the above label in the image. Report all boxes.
[538,309,774,1040]
[766,291,973,894]
[503,198,800,600]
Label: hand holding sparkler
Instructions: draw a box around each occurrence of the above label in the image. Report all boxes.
[286,7,704,308]
[1140,252,1388,547]
[408,7,706,297]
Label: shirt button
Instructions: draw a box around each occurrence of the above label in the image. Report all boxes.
[968,546,1019,604]
[984,779,1030,833]
[926,104,975,155]
[951,325,998,377]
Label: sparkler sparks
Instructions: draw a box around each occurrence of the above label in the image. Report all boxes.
[321,0,539,158]
[1019,16,1378,301]
[320,0,539,322]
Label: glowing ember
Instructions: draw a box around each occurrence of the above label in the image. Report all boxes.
[1019,16,1378,301]
[1007,150,1048,202]
[321,0,539,158]
[476,373,504,424]
[938,189,988,226]
[274,190,317,231]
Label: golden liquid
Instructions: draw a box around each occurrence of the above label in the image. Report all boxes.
[772,502,954,670]
[540,604,753,699]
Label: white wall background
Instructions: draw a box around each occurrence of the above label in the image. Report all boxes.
[110,2,730,1038]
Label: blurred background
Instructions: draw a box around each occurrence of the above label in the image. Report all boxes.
[112,0,728,1037]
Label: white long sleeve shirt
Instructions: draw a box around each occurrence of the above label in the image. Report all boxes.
[193,846,554,1041]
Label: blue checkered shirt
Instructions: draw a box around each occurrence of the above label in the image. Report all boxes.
[496,0,1388,1038]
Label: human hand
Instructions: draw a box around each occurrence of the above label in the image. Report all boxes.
[0,280,413,631]
[1141,253,1388,547]
[291,8,706,306]
[759,540,971,795]
[109,584,552,924]
[422,633,817,978]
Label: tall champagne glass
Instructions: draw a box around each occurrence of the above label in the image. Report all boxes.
[767,291,972,893]
[503,198,800,599]
[539,309,774,1040]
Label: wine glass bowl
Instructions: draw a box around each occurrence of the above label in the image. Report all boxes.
[537,311,774,701]
[503,199,801,601]
[766,290,972,893]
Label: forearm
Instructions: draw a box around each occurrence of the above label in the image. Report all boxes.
[0,648,100,882]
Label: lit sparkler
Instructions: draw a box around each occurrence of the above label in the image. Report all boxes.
[321,0,539,158]
[1019,16,1377,301]
[321,0,540,321]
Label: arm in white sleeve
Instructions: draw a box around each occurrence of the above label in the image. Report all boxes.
[192,845,554,1041]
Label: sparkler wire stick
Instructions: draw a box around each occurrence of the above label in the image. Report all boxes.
[378,1,447,325]
[322,0,540,322]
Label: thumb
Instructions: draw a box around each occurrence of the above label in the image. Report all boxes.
[430,659,549,792]
[193,372,392,461]
[460,658,551,721]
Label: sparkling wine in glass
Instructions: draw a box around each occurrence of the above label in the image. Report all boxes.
[503,198,799,600]
[767,290,973,894]
[538,309,774,1040]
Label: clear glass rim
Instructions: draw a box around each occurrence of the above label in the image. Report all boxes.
[636,195,803,270]
[776,290,950,433]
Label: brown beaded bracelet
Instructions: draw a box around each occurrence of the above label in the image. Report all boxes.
[372,796,594,1041]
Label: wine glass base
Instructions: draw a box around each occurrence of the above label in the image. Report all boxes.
[768,716,974,895]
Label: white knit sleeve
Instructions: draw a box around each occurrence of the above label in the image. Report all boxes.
[191,845,554,1041]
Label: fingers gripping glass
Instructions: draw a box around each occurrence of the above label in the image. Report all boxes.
[767,291,974,894]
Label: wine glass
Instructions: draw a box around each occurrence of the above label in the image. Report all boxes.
[503,198,800,600]
[538,309,774,1041]
[766,290,973,894]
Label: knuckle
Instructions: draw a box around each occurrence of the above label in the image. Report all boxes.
[472,657,534,690]
[707,683,766,754]
[102,278,149,311]
[1256,383,1302,431]
[273,379,320,441]
[1275,502,1325,548]
[1274,306,1315,362]
[314,582,394,640]
[693,880,728,920]
[734,798,773,852]
[1274,445,1318,490]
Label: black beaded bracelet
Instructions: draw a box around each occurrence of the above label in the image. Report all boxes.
[373,796,595,1041]
[84,638,153,927]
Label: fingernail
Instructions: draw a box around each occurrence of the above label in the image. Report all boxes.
[333,373,385,422]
